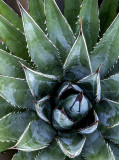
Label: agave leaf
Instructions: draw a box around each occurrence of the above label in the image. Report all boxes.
[0,141,15,152]
[78,66,101,102]
[99,0,118,37]
[20,63,58,98]
[45,0,75,63]
[19,4,63,79]
[12,151,39,160]
[0,96,21,119]
[57,131,86,158]
[76,0,99,53]
[64,32,92,81]
[101,74,119,101]
[64,0,82,33]
[13,119,56,151]
[0,42,9,52]
[79,111,99,134]
[95,99,119,127]
[35,140,65,160]
[83,130,115,160]
[108,141,119,159]
[0,76,35,110]
[0,15,29,61]
[34,96,51,123]
[0,0,23,32]
[90,14,119,78]
[52,109,74,130]
[0,50,30,78]
[0,111,37,141]
[29,0,46,33]
[99,124,119,144]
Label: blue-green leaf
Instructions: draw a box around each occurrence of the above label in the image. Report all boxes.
[91,14,119,78]
[0,111,37,141]
[83,130,115,160]
[57,131,86,158]
[20,63,58,99]
[108,141,119,160]
[64,0,82,33]
[52,109,74,130]
[20,4,63,78]
[14,119,56,151]
[0,50,29,78]
[29,0,46,33]
[99,0,118,37]
[95,99,119,127]
[35,140,65,160]
[45,0,75,63]
[64,32,91,81]
[0,76,35,110]
[0,0,23,31]
[101,74,119,101]
[0,15,29,61]
[76,0,99,53]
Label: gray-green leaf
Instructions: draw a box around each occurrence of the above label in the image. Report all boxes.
[45,0,75,63]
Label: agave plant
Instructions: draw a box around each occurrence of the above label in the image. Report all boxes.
[0,0,119,159]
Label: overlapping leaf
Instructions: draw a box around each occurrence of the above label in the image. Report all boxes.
[0,111,37,141]
[91,14,119,78]
[29,0,46,32]
[0,15,29,61]
[83,130,115,160]
[14,119,56,151]
[76,0,99,53]
[64,33,91,81]
[0,76,35,110]
[20,4,63,78]
[45,0,75,63]
[35,140,65,160]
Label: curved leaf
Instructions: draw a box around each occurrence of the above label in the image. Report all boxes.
[29,0,46,33]
[20,4,63,78]
[64,0,82,33]
[57,131,86,158]
[45,0,75,63]
[35,140,65,160]
[83,130,115,160]
[64,155,84,160]
[0,111,37,141]
[52,109,74,130]
[0,76,35,110]
[79,111,99,134]
[34,96,51,123]
[76,0,99,53]
[0,15,29,61]
[14,119,56,151]
[78,66,101,101]
[0,96,21,119]
[20,63,58,98]
[99,124,119,144]
[12,151,39,160]
[101,74,119,101]
[0,50,29,78]
[99,0,118,37]
[90,14,119,78]
[95,99,119,127]
[0,141,15,152]
[0,0,23,31]
[64,33,91,81]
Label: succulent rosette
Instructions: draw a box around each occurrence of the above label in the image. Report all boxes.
[0,0,119,159]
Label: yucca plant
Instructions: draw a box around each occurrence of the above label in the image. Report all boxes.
[0,0,119,159]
